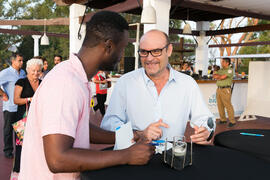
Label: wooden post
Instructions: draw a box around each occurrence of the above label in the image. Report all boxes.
[179,37,184,61]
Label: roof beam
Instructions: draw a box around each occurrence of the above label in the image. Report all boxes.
[171,0,270,20]
[209,41,270,48]
[0,18,69,26]
[0,28,69,38]
[172,41,270,48]
[53,0,88,6]
[171,0,270,21]
[168,24,270,36]
[80,0,142,23]
[206,24,270,36]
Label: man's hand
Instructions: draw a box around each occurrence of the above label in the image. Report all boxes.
[132,130,145,143]
[143,119,169,142]
[125,141,155,165]
[190,125,211,145]
[101,80,108,84]
[2,93,8,101]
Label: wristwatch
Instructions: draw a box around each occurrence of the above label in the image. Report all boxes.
[206,117,215,141]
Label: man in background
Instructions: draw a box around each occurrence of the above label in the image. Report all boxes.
[54,55,62,65]
[213,58,236,127]
[0,53,25,158]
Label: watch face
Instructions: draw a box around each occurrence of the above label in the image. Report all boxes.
[207,117,214,129]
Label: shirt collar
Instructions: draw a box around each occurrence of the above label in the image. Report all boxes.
[167,64,176,82]
[69,53,88,83]
[9,66,19,74]
[142,64,176,85]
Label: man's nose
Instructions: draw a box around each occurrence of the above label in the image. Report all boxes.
[146,52,155,60]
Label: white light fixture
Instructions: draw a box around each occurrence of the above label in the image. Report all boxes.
[41,19,49,45]
[183,23,192,34]
[183,9,192,34]
[141,0,156,24]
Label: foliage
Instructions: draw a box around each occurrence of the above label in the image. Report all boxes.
[238,20,270,73]
[169,19,195,65]
[0,0,69,71]
[210,18,270,74]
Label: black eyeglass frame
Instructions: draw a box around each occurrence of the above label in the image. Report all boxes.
[138,43,170,57]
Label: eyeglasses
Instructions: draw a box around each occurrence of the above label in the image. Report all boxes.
[138,44,170,57]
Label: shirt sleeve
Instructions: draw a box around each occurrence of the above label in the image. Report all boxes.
[15,78,25,87]
[0,69,8,86]
[100,77,127,131]
[189,79,216,132]
[39,78,83,138]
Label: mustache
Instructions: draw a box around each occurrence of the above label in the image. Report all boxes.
[144,60,159,65]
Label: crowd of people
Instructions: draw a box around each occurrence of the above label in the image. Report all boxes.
[0,10,237,180]
[0,53,63,179]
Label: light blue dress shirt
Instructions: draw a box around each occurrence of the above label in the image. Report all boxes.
[101,66,215,139]
[0,66,26,112]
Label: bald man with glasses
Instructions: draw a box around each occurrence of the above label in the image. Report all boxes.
[101,29,215,145]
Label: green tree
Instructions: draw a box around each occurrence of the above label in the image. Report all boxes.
[19,0,69,69]
[238,20,270,73]
[0,0,69,70]
[0,0,34,70]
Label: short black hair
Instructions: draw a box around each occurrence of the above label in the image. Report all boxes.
[83,11,129,48]
[54,55,62,61]
[223,58,231,65]
[10,53,23,61]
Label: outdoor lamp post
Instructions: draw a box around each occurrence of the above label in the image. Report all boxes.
[129,23,140,70]
[129,0,157,70]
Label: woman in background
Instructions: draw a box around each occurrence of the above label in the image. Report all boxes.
[11,58,43,180]
[40,57,49,80]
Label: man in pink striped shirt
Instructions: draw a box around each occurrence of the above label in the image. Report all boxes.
[19,11,154,180]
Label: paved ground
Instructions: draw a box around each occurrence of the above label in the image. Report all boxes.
[1,100,270,179]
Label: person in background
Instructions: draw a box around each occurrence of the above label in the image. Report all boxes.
[101,29,215,144]
[19,11,153,180]
[181,62,192,76]
[0,53,25,159]
[213,65,220,74]
[40,57,49,79]
[34,56,49,80]
[208,66,213,75]
[92,70,110,116]
[53,55,62,66]
[11,58,43,179]
[213,58,236,127]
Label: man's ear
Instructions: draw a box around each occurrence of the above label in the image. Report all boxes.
[104,39,114,54]
[167,43,173,57]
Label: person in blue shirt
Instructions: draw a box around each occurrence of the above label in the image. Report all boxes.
[0,53,26,158]
[101,30,215,144]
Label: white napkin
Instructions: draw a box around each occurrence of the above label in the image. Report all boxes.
[114,122,135,150]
